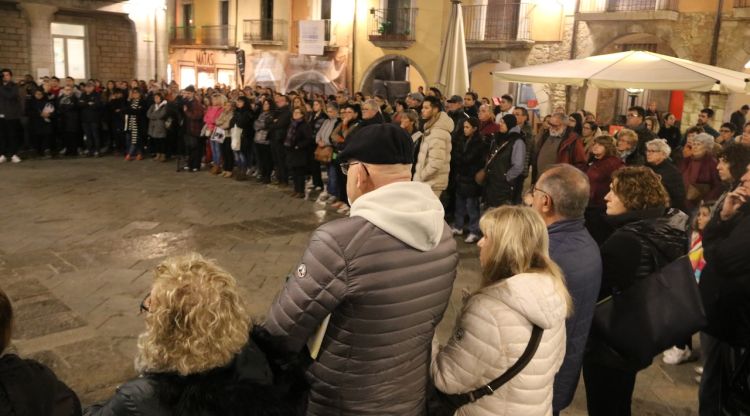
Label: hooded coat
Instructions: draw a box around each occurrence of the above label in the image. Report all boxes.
[414,112,454,195]
[263,181,458,415]
[431,273,568,416]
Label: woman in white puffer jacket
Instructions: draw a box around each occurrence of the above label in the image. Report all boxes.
[432,206,573,416]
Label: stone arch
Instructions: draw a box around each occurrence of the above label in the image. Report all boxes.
[358,54,429,99]
[593,32,678,57]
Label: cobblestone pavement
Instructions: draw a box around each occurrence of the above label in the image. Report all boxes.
[0,157,699,414]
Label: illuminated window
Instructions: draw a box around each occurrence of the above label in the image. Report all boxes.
[51,23,87,80]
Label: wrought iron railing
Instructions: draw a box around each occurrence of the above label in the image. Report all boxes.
[201,25,235,46]
[579,0,678,12]
[243,19,288,44]
[170,26,196,45]
[368,7,417,42]
[735,0,750,7]
[169,25,235,46]
[462,2,531,42]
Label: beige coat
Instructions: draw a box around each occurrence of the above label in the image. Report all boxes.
[431,273,568,416]
[414,111,454,194]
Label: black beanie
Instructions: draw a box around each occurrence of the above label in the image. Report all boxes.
[338,123,413,165]
[502,114,517,130]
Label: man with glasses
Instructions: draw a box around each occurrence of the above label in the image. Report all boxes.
[359,98,384,127]
[716,122,736,149]
[263,122,458,415]
[530,164,602,416]
[623,105,656,154]
[531,112,587,183]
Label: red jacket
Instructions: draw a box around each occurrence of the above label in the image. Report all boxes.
[586,155,625,208]
[533,129,587,182]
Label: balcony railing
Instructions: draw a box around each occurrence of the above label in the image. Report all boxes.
[243,19,288,45]
[170,26,196,45]
[169,25,235,46]
[291,19,334,49]
[579,0,678,12]
[736,0,750,7]
[368,7,417,45]
[463,3,531,42]
[201,25,235,46]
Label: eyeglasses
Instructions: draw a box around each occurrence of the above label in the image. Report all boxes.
[532,185,550,198]
[139,293,151,314]
[341,161,369,176]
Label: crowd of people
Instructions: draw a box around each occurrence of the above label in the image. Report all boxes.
[1,66,750,416]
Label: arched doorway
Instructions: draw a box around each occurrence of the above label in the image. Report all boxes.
[359,55,427,102]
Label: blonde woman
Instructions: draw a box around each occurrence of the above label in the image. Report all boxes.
[432,206,572,416]
[86,254,291,416]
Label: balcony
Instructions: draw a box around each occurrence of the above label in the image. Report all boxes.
[462,3,533,49]
[169,25,235,48]
[577,0,679,21]
[243,19,288,46]
[368,7,417,49]
[734,0,750,18]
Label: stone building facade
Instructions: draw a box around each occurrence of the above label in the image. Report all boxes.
[0,0,167,82]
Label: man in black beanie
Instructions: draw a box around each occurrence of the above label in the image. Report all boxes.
[263,123,458,415]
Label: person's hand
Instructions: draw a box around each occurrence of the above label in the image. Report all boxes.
[720,186,749,220]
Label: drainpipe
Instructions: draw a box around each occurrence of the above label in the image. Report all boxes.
[709,0,723,66]
[350,0,357,94]
[565,0,581,111]
[235,0,239,48]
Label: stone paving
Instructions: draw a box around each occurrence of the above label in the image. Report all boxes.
[0,157,699,414]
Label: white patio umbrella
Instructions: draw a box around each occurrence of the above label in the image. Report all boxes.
[492,50,750,94]
[435,0,470,97]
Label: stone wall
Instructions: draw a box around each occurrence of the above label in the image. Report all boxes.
[0,3,30,76]
[54,11,135,81]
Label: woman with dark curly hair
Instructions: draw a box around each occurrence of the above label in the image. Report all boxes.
[86,254,293,416]
[583,166,689,416]
[584,136,625,244]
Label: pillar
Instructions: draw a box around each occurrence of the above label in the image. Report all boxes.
[18,2,58,79]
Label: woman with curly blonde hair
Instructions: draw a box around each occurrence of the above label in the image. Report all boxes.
[583,166,689,416]
[432,206,572,416]
[87,253,293,416]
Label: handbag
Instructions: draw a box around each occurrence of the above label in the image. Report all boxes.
[475,140,509,186]
[592,255,707,369]
[314,145,333,163]
[200,124,214,138]
[427,325,543,416]
[230,126,242,151]
[210,127,226,143]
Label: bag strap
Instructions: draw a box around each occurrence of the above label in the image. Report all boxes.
[452,324,544,405]
[484,139,510,169]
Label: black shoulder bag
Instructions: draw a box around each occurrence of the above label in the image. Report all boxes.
[427,325,544,416]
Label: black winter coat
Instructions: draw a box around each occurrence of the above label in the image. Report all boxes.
[454,132,489,198]
[0,81,23,120]
[85,338,295,416]
[78,92,103,124]
[284,120,314,169]
[484,132,523,207]
[230,107,254,151]
[270,106,291,143]
[585,208,688,370]
[0,353,81,416]
[56,94,80,133]
[700,203,750,347]
[26,97,55,136]
[648,160,687,213]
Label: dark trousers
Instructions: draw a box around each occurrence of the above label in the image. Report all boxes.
[151,137,166,154]
[270,139,288,184]
[292,167,307,193]
[185,135,203,170]
[63,131,79,155]
[334,158,348,204]
[81,122,101,154]
[255,143,273,182]
[0,118,21,157]
[31,133,53,155]
[699,332,727,416]
[310,158,324,188]
[222,138,234,172]
[583,359,637,416]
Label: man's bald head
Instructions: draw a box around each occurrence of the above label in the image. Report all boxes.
[536,164,590,220]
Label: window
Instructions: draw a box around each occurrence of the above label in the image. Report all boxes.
[220,0,229,26]
[197,70,215,89]
[51,23,87,80]
[183,4,193,26]
[217,68,235,87]
[180,66,196,87]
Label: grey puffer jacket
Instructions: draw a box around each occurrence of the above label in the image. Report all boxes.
[263,181,458,416]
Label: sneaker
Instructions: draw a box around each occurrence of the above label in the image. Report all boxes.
[314,186,323,192]
[336,205,350,215]
[0,155,6,164]
[694,375,702,384]
[135,154,143,161]
[662,346,695,365]
[451,227,463,236]
[125,154,132,161]
[11,155,21,163]
[331,201,344,209]
[464,233,480,244]
[695,366,703,375]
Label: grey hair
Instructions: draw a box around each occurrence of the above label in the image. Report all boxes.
[692,132,715,150]
[537,164,591,219]
[363,99,381,113]
[646,138,671,156]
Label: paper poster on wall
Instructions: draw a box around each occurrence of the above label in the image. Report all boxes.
[299,20,325,56]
